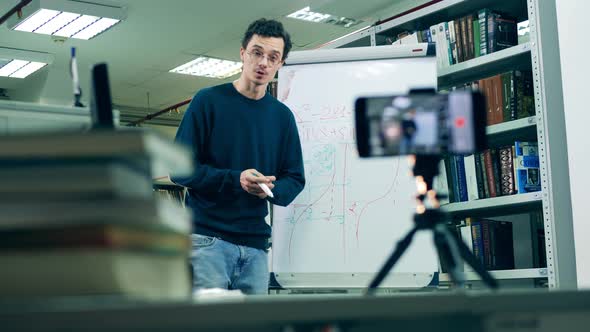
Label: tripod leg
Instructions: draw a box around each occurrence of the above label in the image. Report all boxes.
[433,224,465,288]
[452,234,499,289]
[366,227,418,294]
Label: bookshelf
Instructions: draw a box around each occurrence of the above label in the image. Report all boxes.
[321,0,574,289]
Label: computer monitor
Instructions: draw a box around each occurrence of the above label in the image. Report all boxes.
[90,63,114,129]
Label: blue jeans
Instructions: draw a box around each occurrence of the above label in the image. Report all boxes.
[190,234,269,295]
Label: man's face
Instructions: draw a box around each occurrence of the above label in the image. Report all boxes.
[240,34,285,86]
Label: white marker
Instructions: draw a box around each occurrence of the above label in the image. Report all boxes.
[258,183,274,198]
[251,173,274,198]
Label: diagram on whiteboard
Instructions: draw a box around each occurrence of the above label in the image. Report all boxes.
[272,57,438,277]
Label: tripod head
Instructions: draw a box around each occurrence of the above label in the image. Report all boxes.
[410,154,446,212]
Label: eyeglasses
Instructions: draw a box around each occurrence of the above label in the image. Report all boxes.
[246,49,282,67]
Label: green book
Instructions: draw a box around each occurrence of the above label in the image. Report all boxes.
[473,17,481,57]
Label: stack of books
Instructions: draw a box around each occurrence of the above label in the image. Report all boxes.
[0,129,193,300]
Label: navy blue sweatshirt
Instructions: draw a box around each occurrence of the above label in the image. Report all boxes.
[171,83,305,249]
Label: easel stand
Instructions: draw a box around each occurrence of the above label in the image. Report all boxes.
[366,155,499,294]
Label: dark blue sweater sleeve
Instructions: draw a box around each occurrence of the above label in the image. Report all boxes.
[170,94,241,195]
[267,114,305,206]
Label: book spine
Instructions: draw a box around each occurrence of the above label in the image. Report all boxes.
[466,14,475,60]
[479,152,490,198]
[509,71,517,120]
[522,70,535,117]
[460,16,469,61]
[463,154,479,201]
[473,16,481,57]
[478,9,488,56]
[491,74,504,125]
[481,220,493,269]
[430,25,442,68]
[471,221,485,266]
[448,20,457,65]
[494,220,515,270]
[473,151,485,199]
[483,149,497,198]
[445,22,453,66]
[443,156,456,202]
[501,72,512,122]
[454,19,464,63]
[455,155,468,202]
[491,148,502,196]
[499,146,516,195]
[487,12,497,53]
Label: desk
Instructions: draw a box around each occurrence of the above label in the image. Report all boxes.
[1,290,589,331]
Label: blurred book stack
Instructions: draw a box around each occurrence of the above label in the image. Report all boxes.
[0,129,193,300]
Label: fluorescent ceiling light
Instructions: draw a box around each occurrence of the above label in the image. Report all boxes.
[8,62,48,78]
[7,0,125,40]
[288,6,331,22]
[287,6,363,28]
[0,48,53,79]
[170,57,243,79]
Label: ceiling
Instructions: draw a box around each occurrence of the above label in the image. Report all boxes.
[0,0,421,125]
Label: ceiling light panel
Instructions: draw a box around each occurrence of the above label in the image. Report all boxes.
[0,48,54,79]
[287,6,363,28]
[0,60,29,77]
[7,0,126,40]
[9,62,48,78]
[170,57,243,79]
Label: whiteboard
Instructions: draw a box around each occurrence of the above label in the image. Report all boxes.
[271,45,439,289]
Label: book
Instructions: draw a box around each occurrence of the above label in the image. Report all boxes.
[473,16,481,57]
[0,129,193,179]
[0,198,192,234]
[514,141,541,193]
[499,146,516,195]
[0,162,153,200]
[491,220,515,270]
[463,154,479,201]
[0,249,191,299]
[483,149,497,198]
[0,224,190,254]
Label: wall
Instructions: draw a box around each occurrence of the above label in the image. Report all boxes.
[556,0,590,289]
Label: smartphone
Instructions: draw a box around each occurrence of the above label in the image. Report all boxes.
[355,90,486,157]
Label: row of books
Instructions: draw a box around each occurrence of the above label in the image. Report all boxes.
[462,218,515,271]
[436,141,540,203]
[440,218,514,273]
[453,70,535,126]
[0,129,194,299]
[395,9,519,69]
[440,211,547,274]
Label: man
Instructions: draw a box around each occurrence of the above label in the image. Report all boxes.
[171,18,305,295]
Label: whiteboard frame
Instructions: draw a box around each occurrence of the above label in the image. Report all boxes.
[271,44,439,290]
[285,43,435,65]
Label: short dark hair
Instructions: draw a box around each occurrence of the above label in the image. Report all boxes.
[242,18,292,60]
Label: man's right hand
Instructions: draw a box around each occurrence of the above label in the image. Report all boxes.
[240,169,276,199]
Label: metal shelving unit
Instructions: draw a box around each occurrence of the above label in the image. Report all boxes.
[442,192,542,217]
[440,268,548,282]
[438,43,532,89]
[320,0,575,289]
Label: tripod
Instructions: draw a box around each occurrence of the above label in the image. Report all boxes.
[366,155,498,294]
